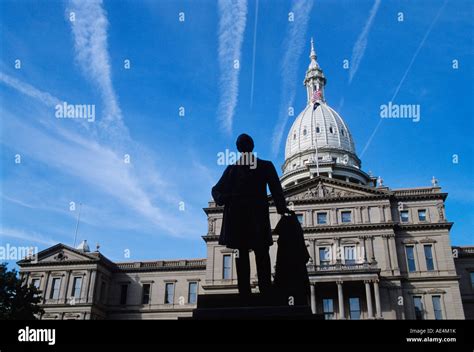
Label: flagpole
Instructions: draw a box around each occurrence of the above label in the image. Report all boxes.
[73,203,82,248]
[311,89,320,176]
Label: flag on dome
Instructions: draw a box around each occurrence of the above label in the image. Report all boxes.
[312,89,322,109]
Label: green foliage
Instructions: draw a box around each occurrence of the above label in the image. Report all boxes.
[0,263,43,320]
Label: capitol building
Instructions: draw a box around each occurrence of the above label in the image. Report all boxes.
[18,40,472,320]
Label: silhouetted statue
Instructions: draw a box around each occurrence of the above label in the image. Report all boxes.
[212,134,289,297]
[273,212,311,306]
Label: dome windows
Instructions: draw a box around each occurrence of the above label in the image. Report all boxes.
[316,126,320,133]
[329,126,334,134]
[341,129,345,136]
[293,132,297,140]
[303,128,307,136]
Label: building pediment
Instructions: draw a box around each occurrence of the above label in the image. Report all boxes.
[18,243,97,266]
[283,176,389,202]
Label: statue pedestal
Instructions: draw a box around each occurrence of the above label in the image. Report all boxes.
[187,294,323,320]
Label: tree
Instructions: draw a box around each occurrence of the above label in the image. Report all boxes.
[0,263,43,319]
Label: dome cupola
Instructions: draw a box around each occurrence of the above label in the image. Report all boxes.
[281,38,372,188]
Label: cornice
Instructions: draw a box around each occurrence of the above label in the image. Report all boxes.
[302,222,396,234]
[395,222,453,231]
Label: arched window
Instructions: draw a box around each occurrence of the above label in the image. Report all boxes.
[293,133,296,140]
[329,126,334,134]
[341,129,345,136]
[303,128,307,136]
[316,126,320,133]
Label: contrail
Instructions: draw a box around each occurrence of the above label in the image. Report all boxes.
[271,0,314,155]
[249,0,259,108]
[360,0,448,157]
[348,0,381,84]
[217,0,248,134]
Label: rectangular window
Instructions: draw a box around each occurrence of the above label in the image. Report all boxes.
[418,209,427,221]
[119,284,128,305]
[100,281,106,303]
[413,296,424,320]
[471,272,474,289]
[31,278,40,289]
[71,277,82,298]
[400,210,409,223]
[31,278,41,297]
[317,212,327,224]
[432,296,443,320]
[188,282,198,304]
[142,284,151,304]
[344,246,356,265]
[50,278,61,299]
[424,245,435,271]
[406,246,416,272]
[341,211,352,223]
[223,255,232,280]
[165,283,174,304]
[349,297,361,320]
[323,298,334,320]
[319,247,330,266]
[296,214,304,224]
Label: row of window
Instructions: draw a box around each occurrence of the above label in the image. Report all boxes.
[294,208,430,226]
[321,295,444,320]
[292,126,346,140]
[400,209,427,223]
[296,211,352,225]
[319,246,357,265]
[322,297,361,320]
[119,281,198,305]
[413,295,444,320]
[31,276,83,300]
[405,244,435,272]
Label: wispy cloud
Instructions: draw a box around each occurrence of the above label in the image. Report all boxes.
[0,226,57,247]
[360,0,448,157]
[217,0,248,134]
[348,0,381,84]
[67,0,126,139]
[271,0,314,155]
[0,72,62,107]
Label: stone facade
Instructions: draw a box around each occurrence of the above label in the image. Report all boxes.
[453,246,474,319]
[18,178,470,320]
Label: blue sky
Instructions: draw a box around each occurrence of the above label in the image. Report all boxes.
[1,0,473,268]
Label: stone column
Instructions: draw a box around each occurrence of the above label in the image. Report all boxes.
[388,235,399,274]
[88,270,97,303]
[355,207,362,223]
[310,283,317,314]
[331,209,338,225]
[373,279,382,319]
[334,237,342,264]
[337,280,345,319]
[369,236,377,264]
[365,280,374,319]
[42,272,50,303]
[63,270,72,304]
[306,210,313,227]
[379,206,386,223]
[382,235,392,272]
[86,269,92,303]
[384,204,392,222]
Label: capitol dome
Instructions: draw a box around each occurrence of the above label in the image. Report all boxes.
[281,39,371,188]
[285,103,357,161]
